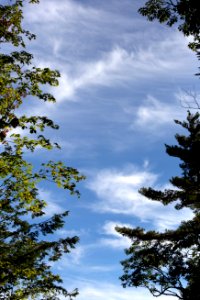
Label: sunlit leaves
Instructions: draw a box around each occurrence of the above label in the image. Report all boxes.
[0,1,84,299]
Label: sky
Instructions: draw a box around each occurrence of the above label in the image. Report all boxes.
[10,0,200,299]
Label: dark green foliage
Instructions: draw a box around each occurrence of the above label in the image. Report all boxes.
[116,112,200,300]
[0,1,85,299]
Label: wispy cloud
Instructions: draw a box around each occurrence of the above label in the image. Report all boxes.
[53,48,128,101]
[65,246,85,265]
[130,95,186,132]
[24,0,197,104]
[100,221,132,249]
[39,189,64,216]
[87,165,193,230]
[24,0,101,24]
[64,280,175,300]
[36,38,195,102]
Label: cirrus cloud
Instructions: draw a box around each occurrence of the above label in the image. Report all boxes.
[87,165,193,230]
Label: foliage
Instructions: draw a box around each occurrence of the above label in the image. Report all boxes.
[0,0,85,299]
[116,112,200,300]
[139,0,200,54]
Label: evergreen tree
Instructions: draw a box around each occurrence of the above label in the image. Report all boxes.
[0,1,85,299]
[116,112,200,300]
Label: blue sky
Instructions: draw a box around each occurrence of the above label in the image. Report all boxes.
[13,0,200,299]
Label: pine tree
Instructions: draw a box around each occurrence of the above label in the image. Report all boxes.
[0,1,85,299]
[116,112,200,300]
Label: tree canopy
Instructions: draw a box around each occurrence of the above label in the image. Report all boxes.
[0,0,85,299]
[116,111,200,300]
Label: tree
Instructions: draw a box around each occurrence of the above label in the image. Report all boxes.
[138,0,200,56]
[0,0,85,299]
[116,111,200,300]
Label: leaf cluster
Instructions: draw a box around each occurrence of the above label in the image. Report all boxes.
[0,1,85,299]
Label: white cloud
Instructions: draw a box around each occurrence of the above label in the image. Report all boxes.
[65,281,175,300]
[39,189,64,216]
[100,221,132,249]
[32,47,130,102]
[24,0,196,103]
[68,246,85,265]
[56,228,86,237]
[56,246,85,269]
[87,166,193,230]
[53,48,127,101]
[131,95,185,134]
[39,38,194,102]
[103,221,131,237]
[88,265,116,272]
[87,165,158,216]
[24,0,100,24]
